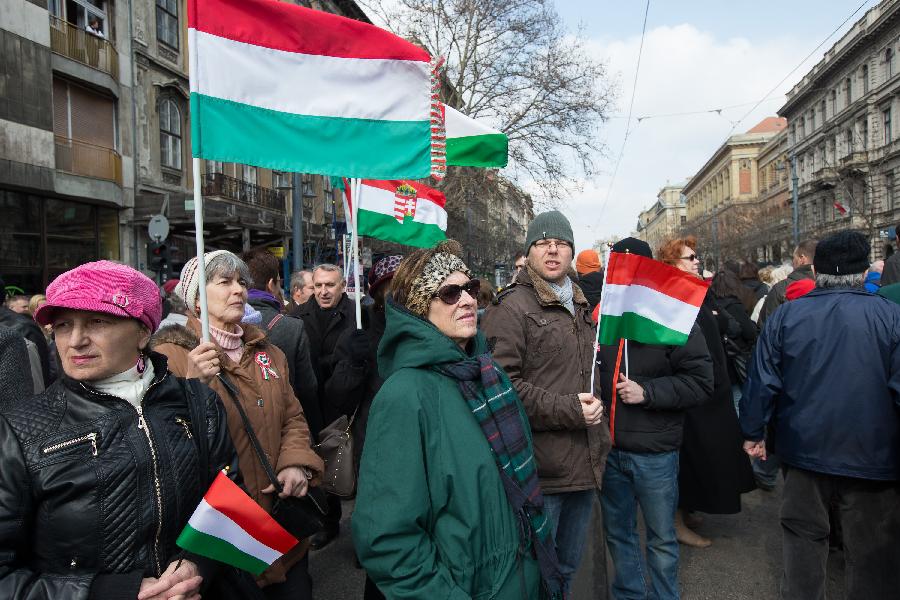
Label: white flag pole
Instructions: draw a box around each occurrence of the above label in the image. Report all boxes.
[192,158,210,342]
[351,178,363,329]
[588,245,612,394]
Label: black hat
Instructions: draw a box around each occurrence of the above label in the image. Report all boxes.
[813,230,870,275]
[611,237,652,258]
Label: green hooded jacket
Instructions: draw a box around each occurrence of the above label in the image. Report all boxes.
[352,300,542,599]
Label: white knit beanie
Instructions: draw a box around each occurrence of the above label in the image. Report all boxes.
[175,250,232,313]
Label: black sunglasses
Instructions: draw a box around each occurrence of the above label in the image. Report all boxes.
[680,254,700,261]
[433,279,481,305]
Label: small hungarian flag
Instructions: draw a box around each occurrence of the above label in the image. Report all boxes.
[599,252,708,346]
[834,200,848,215]
[345,179,447,248]
[188,0,443,179]
[176,471,298,575]
[443,105,508,168]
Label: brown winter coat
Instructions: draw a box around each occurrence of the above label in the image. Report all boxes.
[481,264,611,494]
[150,317,323,587]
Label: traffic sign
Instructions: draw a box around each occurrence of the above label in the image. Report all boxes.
[148,215,170,242]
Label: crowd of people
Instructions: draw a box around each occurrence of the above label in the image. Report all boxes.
[0,212,898,600]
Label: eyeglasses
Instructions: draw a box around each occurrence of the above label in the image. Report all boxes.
[533,239,573,251]
[680,254,700,261]
[433,279,481,305]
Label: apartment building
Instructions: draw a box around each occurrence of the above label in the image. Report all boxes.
[635,182,688,255]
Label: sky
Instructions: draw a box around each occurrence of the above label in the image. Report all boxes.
[550,0,876,252]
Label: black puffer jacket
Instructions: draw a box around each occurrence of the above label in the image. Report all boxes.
[597,325,714,453]
[0,352,238,600]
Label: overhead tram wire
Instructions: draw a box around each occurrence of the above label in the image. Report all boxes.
[595,0,650,221]
[729,0,873,135]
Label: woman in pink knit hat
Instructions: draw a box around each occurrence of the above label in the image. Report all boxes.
[0,260,241,600]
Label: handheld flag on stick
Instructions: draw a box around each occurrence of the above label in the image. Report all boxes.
[176,471,298,575]
[344,178,447,248]
[599,252,708,346]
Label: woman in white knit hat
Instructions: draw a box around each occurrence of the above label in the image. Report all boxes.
[152,251,323,600]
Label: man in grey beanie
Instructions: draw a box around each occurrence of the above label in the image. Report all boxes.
[481,210,611,595]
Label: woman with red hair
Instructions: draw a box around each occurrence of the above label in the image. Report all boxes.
[657,237,755,548]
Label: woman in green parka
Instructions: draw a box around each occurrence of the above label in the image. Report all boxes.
[352,240,564,600]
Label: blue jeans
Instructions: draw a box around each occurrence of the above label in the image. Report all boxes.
[542,489,595,596]
[601,449,680,600]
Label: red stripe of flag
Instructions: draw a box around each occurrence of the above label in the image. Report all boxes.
[203,472,297,554]
[605,252,707,307]
[360,179,447,207]
[188,0,430,62]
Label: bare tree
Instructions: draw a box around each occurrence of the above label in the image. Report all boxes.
[362,0,616,203]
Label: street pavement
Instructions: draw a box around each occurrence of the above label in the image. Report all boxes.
[309,483,846,599]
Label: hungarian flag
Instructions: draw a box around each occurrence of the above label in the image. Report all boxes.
[599,252,708,346]
[188,0,443,179]
[834,200,848,215]
[176,472,298,575]
[345,179,447,248]
[443,105,508,168]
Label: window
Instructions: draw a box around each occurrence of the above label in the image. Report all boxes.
[821,99,827,123]
[207,160,224,174]
[862,64,870,94]
[831,89,837,114]
[242,165,257,185]
[845,129,854,154]
[800,117,806,138]
[810,109,816,131]
[159,98,182,169]
[845,77,852,107]
[680,215,687,226]
[64,0,108,37]
[888,47,895,80]
[790,124,797,144]
[885,108,893,145]
[323,175,333,193]
[156,0,178,49]
[272,171,290,189]
[860,118,868,150]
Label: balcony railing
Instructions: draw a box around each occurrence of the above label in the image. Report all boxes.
[55,135,122,184]
[203,173,286,213]
[50,16,118,77]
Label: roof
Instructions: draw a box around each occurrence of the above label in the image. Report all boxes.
[746,117,787,134]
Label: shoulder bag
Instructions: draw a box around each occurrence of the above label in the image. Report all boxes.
[216,373,329,540]
[315,409,358,498]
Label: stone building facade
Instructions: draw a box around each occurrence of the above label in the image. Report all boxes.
[779,0,900,260]
[635,182,688,255]
[679,117,786,269]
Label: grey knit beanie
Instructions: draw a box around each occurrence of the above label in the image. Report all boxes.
[525,210,575,254]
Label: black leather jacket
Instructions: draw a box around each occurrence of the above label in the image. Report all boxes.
[0,352,238,600]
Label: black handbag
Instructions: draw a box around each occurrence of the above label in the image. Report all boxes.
[722,335,750,384]
[217,373,328,540]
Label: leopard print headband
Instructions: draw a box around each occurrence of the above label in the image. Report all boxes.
[406,252,473,316]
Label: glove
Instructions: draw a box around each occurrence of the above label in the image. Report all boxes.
[341,329,371,366]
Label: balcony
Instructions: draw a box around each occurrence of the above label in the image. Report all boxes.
[203,173,286,213]
[54,135,122,184]
[50,16,118,78]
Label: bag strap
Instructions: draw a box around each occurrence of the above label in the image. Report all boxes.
[216,372,283,494]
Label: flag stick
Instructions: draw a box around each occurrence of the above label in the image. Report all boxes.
[192,158,210,342]
[351,178,363,329]
[588,246,612,394]
[624,339,630,380]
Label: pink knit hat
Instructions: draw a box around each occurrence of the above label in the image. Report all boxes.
[34,261,163,331]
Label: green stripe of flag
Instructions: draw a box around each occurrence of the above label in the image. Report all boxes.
[190,94,432,179]
[446,134,508,168]
[358,210,446,248]
[176,524,270,575]
[599,312,689,346]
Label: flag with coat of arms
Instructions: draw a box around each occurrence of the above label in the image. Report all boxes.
[344,178,447,248]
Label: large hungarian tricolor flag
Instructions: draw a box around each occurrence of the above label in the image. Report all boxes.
[188,0,443,179]
[443,105,508,168]
[345,179,447,248]
[176,472,298,575]
[599,252,708,346]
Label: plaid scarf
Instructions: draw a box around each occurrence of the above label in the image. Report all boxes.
[434,354,565,599]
